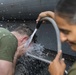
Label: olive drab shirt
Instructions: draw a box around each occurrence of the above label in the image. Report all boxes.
[68,62,76,75]
[0,28,18,62]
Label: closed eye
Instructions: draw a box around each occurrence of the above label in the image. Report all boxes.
[59,28,70,35]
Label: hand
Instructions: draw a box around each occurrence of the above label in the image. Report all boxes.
[36,11,55,23]
[14,44,26,59]
[13,44,28,70]
[48,50,66,75]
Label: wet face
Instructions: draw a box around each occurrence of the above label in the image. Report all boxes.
[55,15,76,51]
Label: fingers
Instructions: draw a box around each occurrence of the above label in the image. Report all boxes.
[36,12,46,23]
[48,61,53,71]
[36,16,41,23]
[61,58,66,67]
[55,50,62,60]
[61,58,65,64]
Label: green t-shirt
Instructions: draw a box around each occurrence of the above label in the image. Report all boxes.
[68,62,76,75]
[0,28,18,62]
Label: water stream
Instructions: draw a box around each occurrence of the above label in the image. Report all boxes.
[24,28,37,48]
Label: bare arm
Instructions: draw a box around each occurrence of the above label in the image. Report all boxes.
[0,60,13,75]
[13,44,26,74]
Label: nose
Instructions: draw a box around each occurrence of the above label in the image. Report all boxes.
[60,32,68,42]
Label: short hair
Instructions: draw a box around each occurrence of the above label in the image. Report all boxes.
[55,0,76,24]
[13,24,37,43]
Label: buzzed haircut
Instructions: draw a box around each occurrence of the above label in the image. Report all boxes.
[13,24,37,43]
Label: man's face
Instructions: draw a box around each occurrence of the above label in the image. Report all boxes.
[55,15,76,51]
[11,31,31,57]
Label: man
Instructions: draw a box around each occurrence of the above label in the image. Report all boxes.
[0,27,18,75]
[36,0,76,75]
[0,24,36,75]
[14,25,50,75]
[11,24,37,74]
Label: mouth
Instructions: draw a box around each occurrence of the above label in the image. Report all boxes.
[67,41,76,46]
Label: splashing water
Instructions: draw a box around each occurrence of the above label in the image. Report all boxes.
[15,43,50,75]
[26,43,44,55]
[24,28,37,48]
[26,43,51,64]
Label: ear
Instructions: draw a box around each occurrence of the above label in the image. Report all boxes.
[21,36,28,44]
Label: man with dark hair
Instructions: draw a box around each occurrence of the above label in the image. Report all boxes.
[36,0,76,75]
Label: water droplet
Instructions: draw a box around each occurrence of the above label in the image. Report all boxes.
[7,20,9,22]
[29,13,31,16]
[18,11,21,14]
[10,26,13,28]
[24,20,26,22]
[14,18,16,19]
[13,20,15,22]
[2,17,4,20]
[1,3,3,5]
[0,25,3,27]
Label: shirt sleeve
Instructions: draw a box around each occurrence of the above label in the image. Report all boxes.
[0,28,18,62]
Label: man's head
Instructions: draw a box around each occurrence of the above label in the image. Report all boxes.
[11,24,37,47]
[54,0,76,51]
